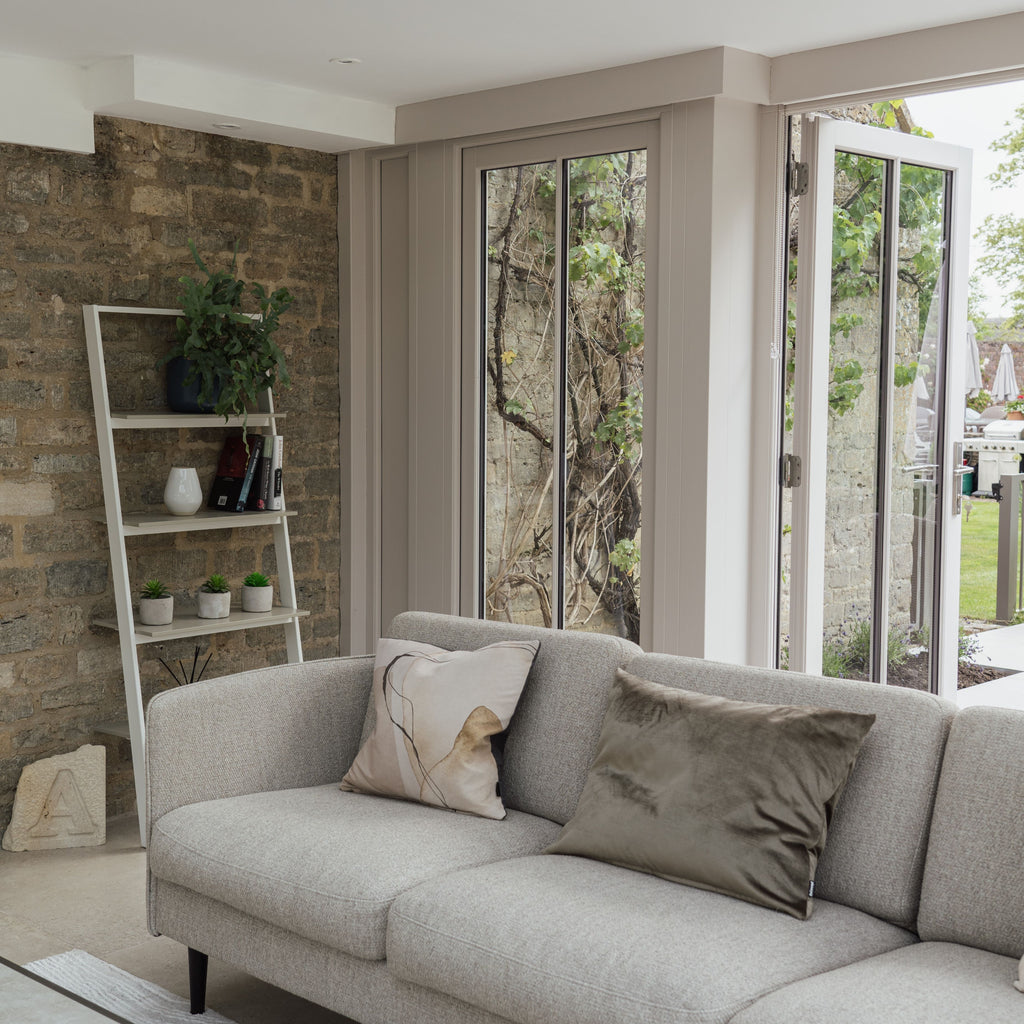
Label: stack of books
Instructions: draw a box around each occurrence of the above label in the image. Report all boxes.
[207,434,284,512]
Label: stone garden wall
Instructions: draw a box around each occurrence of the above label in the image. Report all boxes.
[0,117,340,834]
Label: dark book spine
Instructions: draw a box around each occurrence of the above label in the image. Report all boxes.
[247,435,274,511]
[207,436,247,511]
[234,437,263,512]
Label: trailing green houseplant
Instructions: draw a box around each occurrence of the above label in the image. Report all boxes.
[162,241,293,432]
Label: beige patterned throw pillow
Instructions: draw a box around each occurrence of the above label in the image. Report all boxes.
[340,637,540,819]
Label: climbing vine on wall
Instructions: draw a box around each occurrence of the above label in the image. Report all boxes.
[484,152,645,642]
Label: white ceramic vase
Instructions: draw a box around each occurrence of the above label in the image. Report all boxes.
[164,467,203,516]
[138,595,174,626]
[197,590,231,619]
[241,584,273,612]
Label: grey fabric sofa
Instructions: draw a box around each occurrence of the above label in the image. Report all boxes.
[146,612,1024,1023]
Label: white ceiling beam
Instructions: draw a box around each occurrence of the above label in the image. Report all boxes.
[87,56,395,152]
[0,55,95,153]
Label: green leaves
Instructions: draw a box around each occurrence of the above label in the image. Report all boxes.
[163,240,293,428]
[568,241,626,290]
[893,362,918,388]
[828,359,864,416]
[608,538,640,577]
[140,579,169,600]
[593,389,642,461]
[619,309,645,352]
[201,574,230,594]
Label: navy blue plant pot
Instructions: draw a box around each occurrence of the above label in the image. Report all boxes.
[166,356,221,413]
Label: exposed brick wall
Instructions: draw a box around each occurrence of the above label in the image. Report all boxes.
[0,117,341,834]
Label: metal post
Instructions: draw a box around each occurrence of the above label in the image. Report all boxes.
[996,474,1024,622]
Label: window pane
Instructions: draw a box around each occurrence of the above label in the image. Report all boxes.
[483,163,557,626]
[886,163,948,690]
[822,152,887,680]
[564,151,645,643]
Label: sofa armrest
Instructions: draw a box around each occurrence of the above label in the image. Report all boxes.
[146,655,374,840]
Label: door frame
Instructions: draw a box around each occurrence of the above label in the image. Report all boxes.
[788,116,972,698]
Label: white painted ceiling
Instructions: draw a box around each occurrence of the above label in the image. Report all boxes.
[2,0,1020,107]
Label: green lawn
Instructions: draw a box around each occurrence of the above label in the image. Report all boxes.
[960,497,1000,621]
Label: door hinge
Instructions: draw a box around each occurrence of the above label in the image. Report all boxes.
[790,161,809,197]
[781,453,802,488]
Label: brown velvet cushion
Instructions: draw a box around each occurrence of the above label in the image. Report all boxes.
[545,668,875,918]
[341,637,539,820]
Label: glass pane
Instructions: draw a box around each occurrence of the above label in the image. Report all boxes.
[482,163,557,626]
[779,123,801,669]
[886,164,948,690]
[821,152,887,680]
[563,150,646,642]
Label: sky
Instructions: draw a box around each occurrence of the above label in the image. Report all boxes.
[908,81,1024,319]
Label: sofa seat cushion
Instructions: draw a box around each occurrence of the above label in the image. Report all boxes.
[387,855,916,1024]
[730,942,1024,1024]
[149,784,561,962]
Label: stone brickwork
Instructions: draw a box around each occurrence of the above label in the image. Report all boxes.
[0,117,341,835]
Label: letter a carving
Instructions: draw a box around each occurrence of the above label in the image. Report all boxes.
[28,769,96,838]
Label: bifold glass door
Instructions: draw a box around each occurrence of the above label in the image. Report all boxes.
[787,117,971,697]
[462,128,650,643]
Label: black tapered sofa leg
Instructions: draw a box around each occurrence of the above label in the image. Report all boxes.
[188,948,208,1015]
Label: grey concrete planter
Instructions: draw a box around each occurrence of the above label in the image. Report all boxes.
[197,589,231,619]
[241,584,273,612]
[138,595,174,626]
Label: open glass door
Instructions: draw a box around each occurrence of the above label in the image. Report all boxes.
[787,117,971,699]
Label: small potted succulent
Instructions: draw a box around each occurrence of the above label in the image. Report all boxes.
[138,579,174,626]
[197,573,232,619]
[241,570,274,612]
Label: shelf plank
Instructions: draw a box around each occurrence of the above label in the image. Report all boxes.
[92,305,183,316]
[109,412,283,429]
[93,606,310,645]
[101,509,297,535]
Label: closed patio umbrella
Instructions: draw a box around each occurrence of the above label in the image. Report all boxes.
[965,323,983,397]
[991,343,1018,403]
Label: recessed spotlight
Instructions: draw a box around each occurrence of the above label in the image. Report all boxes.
[329,56,362,64]
[212,122,242,131]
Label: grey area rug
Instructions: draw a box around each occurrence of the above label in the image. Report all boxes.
[25,950,237,1024]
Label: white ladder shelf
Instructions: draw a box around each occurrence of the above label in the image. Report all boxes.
[83,304,306,846]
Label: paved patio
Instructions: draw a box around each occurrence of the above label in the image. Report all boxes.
[962,623,1024,711]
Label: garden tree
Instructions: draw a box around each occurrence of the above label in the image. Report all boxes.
[485,154,645,642]
[978,105,1024,328]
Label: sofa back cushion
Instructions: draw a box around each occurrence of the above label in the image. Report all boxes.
[622,653,955,928]
[387,612,640,824]
[917,705,1024,957]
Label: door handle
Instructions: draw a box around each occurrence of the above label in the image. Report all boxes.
[953,441,967,516]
